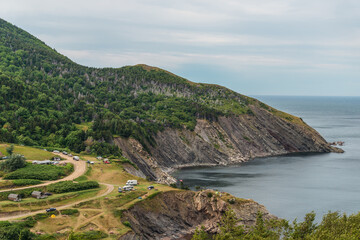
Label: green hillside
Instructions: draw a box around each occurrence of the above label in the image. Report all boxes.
[0,18,289,155]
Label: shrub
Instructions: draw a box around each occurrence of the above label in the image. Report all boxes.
[170,183,177,188]
[123,221,131,228]
[0,154,26,172]
[46,181,99,194]
[12,179,42,186]
[4,163,73,180]
[60,209,79,216]
[207,192,213,198]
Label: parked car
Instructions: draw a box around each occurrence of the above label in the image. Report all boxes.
[73,156,79,161]
[148,185,154,190]
[68,154,73,157]
[118,187,123,193]
[44,192,53,196]
[53,150,60,153]
[62,151,68,155]
[46,207,56,212]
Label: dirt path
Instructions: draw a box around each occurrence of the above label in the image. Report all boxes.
[0,183,114,221]
[0,153,87,193]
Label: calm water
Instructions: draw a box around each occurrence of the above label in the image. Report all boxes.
[173,96,360,221]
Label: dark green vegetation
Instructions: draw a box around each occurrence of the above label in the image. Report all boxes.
[0,219,35,240]
[3,163,73,180]
[0,153,26,172]
[46,180,99,193]
[0,186,42,200]
[59,208,79,216]
[11,179,42,186]
[0,180,98,200]
[0,18,268,155]
[193,210,360,240]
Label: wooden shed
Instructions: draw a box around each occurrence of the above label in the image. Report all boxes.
[31,191,46,199]
[8,193,21,202]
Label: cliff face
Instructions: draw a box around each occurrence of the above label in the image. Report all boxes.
[120,190,275,240]
[114,105,339,184]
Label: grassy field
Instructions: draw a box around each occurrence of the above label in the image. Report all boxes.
[27,157,176,239]
[0,144,55,160]
[0,187,103,213]
[0,144,178,239]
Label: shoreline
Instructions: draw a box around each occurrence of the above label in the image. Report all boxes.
[166,146,342,176]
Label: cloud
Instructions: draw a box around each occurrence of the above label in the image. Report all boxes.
[1,0,360,95]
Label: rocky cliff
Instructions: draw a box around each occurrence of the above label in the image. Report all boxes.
[120,190,275,240]
[115,104,341,184]
[0,18,341,184]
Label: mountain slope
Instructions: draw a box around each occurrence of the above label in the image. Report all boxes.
[0,18,339,182]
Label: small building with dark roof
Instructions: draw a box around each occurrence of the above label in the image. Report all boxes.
[8,193,21,202]
[31,191,46,199]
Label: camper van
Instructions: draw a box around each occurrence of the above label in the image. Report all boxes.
[123,186,133,191]
[126,180,138,186]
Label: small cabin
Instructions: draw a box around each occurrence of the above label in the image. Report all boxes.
[8,194,21,202]
[32,191,46,199]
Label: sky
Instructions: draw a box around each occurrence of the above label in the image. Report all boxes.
[1,0,360,96]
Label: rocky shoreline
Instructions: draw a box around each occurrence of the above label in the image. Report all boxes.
[116,109,342,184]
[119,190,276,240]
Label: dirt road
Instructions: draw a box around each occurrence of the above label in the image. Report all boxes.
[0,183,114,221]
[0,153,87,193]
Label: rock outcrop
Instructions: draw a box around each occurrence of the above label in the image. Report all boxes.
[120,190,275,240]
[115,105,341,184]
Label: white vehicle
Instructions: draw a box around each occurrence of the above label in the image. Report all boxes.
[126,180,138,186]
[73,156,80,161]
[123,186,134,191]
[53,150,60,153]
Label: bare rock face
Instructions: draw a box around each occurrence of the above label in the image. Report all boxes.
[115,106,339,183]
[120,190,275,240]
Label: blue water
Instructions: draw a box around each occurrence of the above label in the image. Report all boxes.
[173,96,360,221]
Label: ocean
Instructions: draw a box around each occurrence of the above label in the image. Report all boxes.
[173,96,360,222]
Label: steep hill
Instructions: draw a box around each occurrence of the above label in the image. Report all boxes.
[0,18,339,183]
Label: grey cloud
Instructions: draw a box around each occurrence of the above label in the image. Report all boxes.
[1,0,359,96]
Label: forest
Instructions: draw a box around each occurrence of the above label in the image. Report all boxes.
[0,18,254,156]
